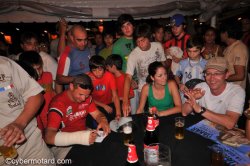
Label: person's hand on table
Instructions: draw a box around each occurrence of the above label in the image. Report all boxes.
[89,130,97,145]
[103,105,113,114]
[115,112,121,121]
[0,122,26,147]
[122,101,131,117]
[97,120,111,136]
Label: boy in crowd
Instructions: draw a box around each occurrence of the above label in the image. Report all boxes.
[123,23,166,116]
[99,32,114,59]
[45,74,110,159]
[87,55,121,121]
[112,14,139,114]
[174,36,207,94]
[105,54,134,102]
[19,51,56,136]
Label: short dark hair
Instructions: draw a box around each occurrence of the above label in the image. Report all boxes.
[117,14,135,30]
[186,35,204,50]
[19,51,43,66]
[152,24,164,34]
[106,54,123,70]
[72,74,93,91]
[89,55,106,71]
[20,32,38,44]
[16,61,39,80]
[220,22,242,40]
[134,23,152,41]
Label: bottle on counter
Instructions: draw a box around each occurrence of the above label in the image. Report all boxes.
[144,115,159,165]
[125,142,140,166]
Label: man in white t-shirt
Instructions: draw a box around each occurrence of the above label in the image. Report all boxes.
[182,57,245,129]
[0,57,54,165]
[123,23,166,116]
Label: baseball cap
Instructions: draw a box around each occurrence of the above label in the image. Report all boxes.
[170,14,185,26]
[204,57,229,72]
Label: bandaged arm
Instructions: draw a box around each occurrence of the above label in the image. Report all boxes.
[54,130,91,146]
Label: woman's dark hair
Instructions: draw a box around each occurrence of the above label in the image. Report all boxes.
[89,55,106,71]
[146,61,166,84]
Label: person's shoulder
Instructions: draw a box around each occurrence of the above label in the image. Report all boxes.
[105,71,115,78]
[113,37,125,45]
[179,58,189,65]
[0,56,13,66]
[167,80,177,87]
[227,83,245,93]
[142,83,150,91]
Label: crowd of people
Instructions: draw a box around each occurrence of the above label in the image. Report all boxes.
[0,13,250,164]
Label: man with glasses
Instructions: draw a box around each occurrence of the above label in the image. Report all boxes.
[57,25,91,86]
[182,57,245,129]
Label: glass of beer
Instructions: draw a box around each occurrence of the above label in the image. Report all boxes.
[175,117,185,140]
[0,139,18,159]
[211,144,224,166]
[123,122,133,146]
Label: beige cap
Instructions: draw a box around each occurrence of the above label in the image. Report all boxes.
[204,57,229,72]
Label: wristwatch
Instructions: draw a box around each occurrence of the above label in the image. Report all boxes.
[199,106,206,115]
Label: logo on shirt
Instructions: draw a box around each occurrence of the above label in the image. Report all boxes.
[95,84,106,91]
[0,74,6,81]
[66,106,73,116]
[8,92,21,108]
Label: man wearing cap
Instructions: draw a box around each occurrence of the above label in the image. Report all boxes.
[182,57,245,129]
[165,14,190,66]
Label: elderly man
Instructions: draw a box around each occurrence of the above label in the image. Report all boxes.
[56,25,91,85]
[182,57,245,129]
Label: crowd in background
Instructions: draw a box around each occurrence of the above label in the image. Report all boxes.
[0,12,250,163]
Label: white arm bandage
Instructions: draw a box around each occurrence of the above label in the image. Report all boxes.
[54,130,91,146]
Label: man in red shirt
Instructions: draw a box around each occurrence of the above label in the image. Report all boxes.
[165,14,190,67]
[45,74,110,159]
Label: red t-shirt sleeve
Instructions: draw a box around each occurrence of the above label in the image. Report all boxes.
[47,101,65,129]
[57,46,71,75]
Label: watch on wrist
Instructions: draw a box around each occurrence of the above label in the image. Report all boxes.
[199,106,206,115]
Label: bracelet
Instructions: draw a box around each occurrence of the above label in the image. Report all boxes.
[199,106,206,115]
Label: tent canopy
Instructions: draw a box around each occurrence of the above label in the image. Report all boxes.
[0,0,249,23]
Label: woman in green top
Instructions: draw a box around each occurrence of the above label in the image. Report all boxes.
[136,61,181,116]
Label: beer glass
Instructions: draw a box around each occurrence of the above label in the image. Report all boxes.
[175,117,185,140]
[144,143,171,166]
[123,122,133,146]
[211,144,224,166]
[0,139,18,159]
